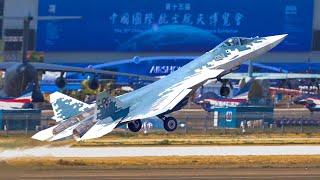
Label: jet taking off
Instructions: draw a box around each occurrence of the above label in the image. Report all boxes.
[32,34,287,141]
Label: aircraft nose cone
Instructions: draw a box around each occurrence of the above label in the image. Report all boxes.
[293,98,301,104]
[293,96,305,105]
[268,34,288,41]
[264,34,288,48]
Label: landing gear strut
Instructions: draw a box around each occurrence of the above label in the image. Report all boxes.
[159,116,177,132]
[127,119,142,132]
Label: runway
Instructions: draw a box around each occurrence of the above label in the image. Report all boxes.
[3,168,320,179]
[1,145,320,159]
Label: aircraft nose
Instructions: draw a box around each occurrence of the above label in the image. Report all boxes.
[264,34,288,48]
[293,96,305,105]
[293,98,301,104]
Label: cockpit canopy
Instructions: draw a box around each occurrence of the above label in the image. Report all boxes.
[220,37,256,47]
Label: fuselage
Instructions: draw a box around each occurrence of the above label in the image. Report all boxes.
[32,35,288,142]
[118,35,287,116]
[294,95,320,112]
[3,62,37,98]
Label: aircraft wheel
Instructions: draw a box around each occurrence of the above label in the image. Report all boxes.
[32,90,44,102]
[88,77,99,90]
[55,77,66,89]
[163,117,177,132]
[128,119,142,132]
[220,86,230,97]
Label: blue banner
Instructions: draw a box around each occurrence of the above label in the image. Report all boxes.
[37,0,313,52]
[62,57,320,85]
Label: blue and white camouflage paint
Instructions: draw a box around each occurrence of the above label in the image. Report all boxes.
[33,34,287,141]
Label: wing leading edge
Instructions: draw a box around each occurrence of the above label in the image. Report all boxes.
[121,68,226,121]
[75,68,226,140]
[223,73,320,80]
[31,62,157,81]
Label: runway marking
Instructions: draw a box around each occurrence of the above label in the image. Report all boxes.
[1,145,320,159]
[11,168,320,179]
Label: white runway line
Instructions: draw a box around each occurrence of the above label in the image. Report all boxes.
[1,145,320,159]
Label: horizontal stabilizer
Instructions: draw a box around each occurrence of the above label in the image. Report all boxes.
[49,124,78,141]
[31,125,57,141]
[33,107,96,141]
[77,117,120,141]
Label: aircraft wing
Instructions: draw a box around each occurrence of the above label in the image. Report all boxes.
[121,68,226,121]
[223,73,320,80]
[74,68,226,140]
[0,62,18,70]
[30,62,156,81]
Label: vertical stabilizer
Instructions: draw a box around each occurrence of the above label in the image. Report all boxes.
[50,92,92,122]
[75,92,130,141]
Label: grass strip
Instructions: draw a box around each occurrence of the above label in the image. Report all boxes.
[1,133,320,149]
[2,155,320,169]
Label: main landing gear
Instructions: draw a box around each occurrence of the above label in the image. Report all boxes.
[159,115,178,132]
[127,116,178,133]
[127,119,142,132]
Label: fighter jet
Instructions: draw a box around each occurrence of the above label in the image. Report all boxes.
[294,94,320,112]
[32,34,287,141]
[206,58,320,97]
[196,72,320,108]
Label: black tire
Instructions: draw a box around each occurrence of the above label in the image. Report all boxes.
[128,119,142,132]
[55,77,66,89]
[32,90,44,102]
[163,117,177,132]
[220,86,230,97]
[88,78,99,90]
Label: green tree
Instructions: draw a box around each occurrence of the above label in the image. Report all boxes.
[81,79,100,95]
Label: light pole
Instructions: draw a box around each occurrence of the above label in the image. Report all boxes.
[22,15,33,63]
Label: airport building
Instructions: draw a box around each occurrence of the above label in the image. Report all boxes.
[0,0,320,67]
[0,109,41,131]
[208,106,274,129]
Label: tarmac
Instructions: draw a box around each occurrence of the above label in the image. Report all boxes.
[2,167,320,179]
[1,145,320,159]
[1,145,320,179]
